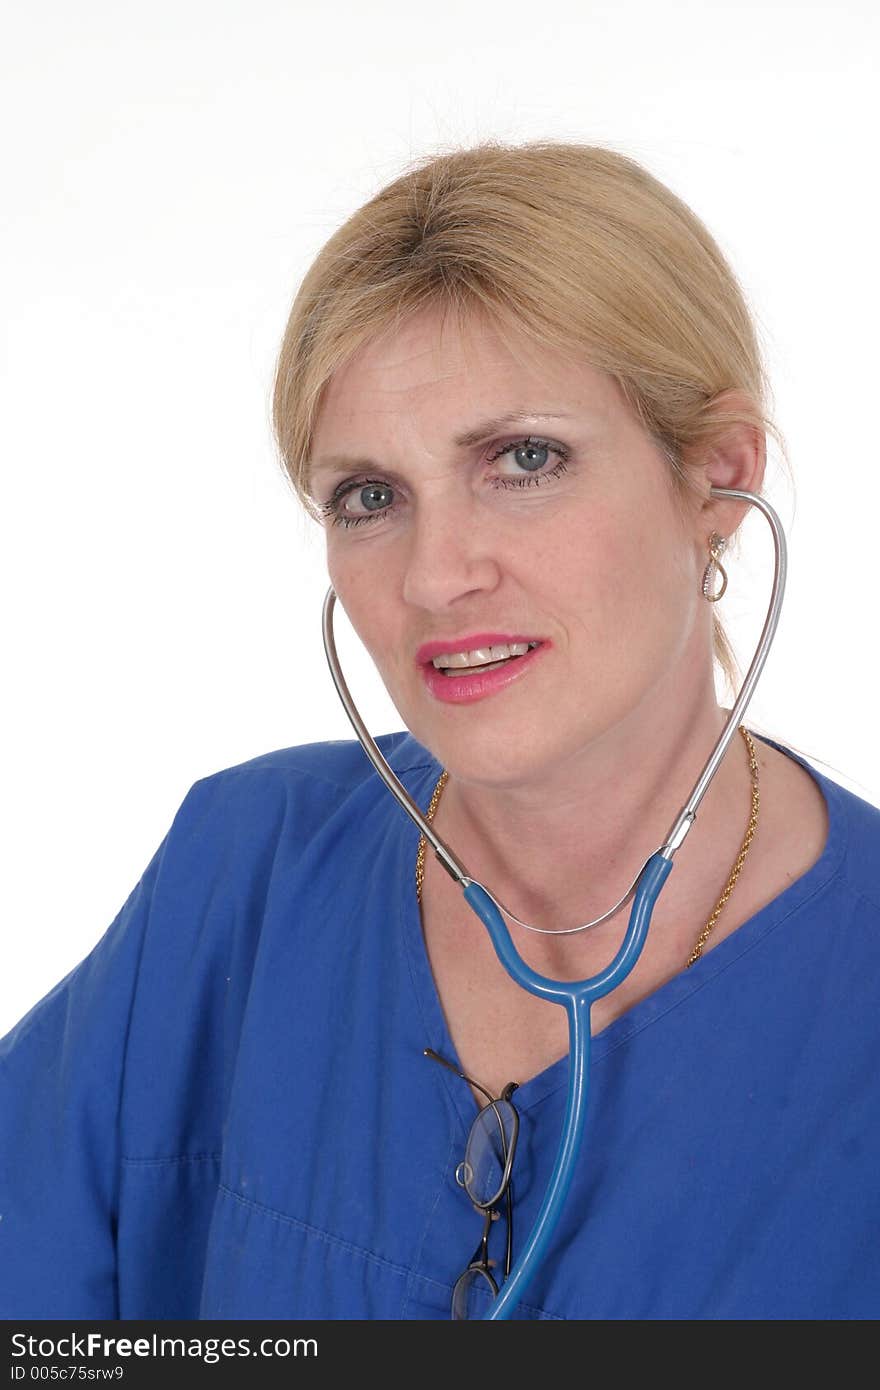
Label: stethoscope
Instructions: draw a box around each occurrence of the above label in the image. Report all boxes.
[321,486,787,1320]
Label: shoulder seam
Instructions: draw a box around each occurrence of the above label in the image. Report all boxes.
[192,753,435,797]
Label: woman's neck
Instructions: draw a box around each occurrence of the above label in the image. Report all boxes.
[430,684,741,938]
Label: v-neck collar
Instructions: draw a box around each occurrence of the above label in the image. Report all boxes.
[395,731,849,1122]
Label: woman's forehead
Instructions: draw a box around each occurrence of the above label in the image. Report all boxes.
[314,310,622,443]
[331,307,595,388]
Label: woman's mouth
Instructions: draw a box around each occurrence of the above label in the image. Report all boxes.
[419,640,548,704]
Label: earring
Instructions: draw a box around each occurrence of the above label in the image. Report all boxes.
[701,532,728,602]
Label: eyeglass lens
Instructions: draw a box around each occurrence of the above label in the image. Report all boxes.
[458,1097,518,1208]
[452,1260,499,1320]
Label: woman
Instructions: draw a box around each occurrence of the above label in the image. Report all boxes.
[2,140,878,1321]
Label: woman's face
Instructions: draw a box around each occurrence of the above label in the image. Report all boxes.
[310,308,707,789]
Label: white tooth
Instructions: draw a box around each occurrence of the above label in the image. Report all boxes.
[431,641,537,670]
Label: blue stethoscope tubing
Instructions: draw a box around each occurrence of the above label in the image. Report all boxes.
[321,486,787,1319]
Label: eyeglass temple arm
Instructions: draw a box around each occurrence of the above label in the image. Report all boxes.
[423,1046,498,1107]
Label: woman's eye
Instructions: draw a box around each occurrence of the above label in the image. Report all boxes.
[487,437,569,483]
[345,481,394,518]
[319,479,395,528]
[321,435,570,529]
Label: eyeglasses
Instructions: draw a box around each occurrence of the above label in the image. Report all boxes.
[425,1047,520,1320]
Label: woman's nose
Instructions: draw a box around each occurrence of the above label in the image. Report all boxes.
[401,494,502,611]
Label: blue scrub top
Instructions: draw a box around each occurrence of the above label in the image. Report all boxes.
[2,730,880,1320]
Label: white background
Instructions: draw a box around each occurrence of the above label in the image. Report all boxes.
[2,0,877,1035]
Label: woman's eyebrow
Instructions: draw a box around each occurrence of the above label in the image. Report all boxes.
[310,411,574,478]
[453,411,574,447]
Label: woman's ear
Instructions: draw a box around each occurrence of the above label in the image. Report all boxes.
[685,389,767,543]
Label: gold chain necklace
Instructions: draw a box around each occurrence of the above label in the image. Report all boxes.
[416,724,760,970]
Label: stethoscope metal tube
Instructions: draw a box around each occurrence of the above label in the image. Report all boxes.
[321,485,787,1319]
[659,488,788,857]
[322,583,471,888]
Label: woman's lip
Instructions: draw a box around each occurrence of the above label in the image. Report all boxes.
[415,634,546,666]
[420,641,547,704]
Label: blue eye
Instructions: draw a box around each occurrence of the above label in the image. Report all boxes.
[321,435,570,529]
[354,482,393,513]
[487,437,556,474]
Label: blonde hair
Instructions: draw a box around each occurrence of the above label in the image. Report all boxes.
[272,138,790,697]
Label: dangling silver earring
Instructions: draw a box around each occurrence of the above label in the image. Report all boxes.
[701,532,728,602]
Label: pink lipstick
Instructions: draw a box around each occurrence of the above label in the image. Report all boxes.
[417,634,549,705]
